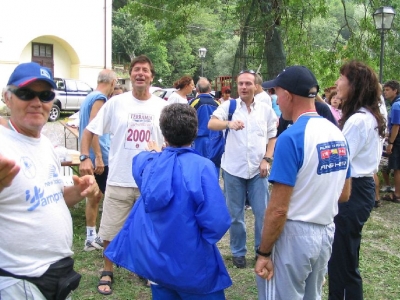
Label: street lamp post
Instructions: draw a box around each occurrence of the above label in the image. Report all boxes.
[198,48,207,77]
[373,6,396,83]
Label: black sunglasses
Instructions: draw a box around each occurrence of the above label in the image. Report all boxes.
[9,88,55,103]
[239,70,256,75]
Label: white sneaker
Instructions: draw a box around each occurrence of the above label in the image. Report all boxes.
[83,236,103,251]
[380,185,390,192]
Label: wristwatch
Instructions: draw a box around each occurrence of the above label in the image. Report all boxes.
[263,157,273,163]
[79,154,90,162]
[256,247,272,258]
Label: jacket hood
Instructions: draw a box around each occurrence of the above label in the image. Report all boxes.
[133,147,196,212]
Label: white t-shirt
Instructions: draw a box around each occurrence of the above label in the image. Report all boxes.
[212,98,277,179]
[0,126,73,282]
[342,107,382,177]
[254,91,272,107]
[166,92,187,105]
[269,115,350,225]
[87,93,167,187]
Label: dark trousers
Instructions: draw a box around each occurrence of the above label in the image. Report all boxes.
[328,177,375,300]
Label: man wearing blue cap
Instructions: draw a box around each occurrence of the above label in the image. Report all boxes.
[0,62,99,299]
[254,66,351,299]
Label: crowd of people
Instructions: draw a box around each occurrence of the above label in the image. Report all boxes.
[0,56,397,300]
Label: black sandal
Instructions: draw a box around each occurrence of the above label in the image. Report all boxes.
[97,271,114,295]
[382,192,400,203]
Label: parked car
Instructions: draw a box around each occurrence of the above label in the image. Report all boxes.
[149,86,162,94]
[49,77,93,122]
[152,88,177,101]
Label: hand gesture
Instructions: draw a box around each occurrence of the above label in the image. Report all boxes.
[0,155,20,192]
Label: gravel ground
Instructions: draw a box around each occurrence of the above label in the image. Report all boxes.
[42,120,79,150]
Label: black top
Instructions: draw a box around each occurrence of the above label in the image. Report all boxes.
[277,101,338,137]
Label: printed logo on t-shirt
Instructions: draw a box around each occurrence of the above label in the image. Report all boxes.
[124,113,154,150]
[25,185,63,211]
[317,141,348,175]
[49,165,59,178]
[20,157,36,179]
[25,165,64,211]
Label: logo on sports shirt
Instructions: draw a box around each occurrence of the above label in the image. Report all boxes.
[317,141,348,175]
[20,157,36,179]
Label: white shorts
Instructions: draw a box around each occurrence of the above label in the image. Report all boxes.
[0,279,72,300]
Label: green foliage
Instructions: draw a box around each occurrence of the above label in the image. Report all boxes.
[112,0,399,89]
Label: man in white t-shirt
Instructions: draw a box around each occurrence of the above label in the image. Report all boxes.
[0,62,99,299]
[255,66,351,299]
[80,55,167,295]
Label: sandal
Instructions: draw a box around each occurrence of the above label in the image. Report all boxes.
[382,192,400,203]
[97,271,114,295]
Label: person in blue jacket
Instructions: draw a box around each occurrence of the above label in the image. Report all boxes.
[105,103,232,299]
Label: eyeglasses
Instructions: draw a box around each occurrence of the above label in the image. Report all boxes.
[9,87,55,103]
[239,70,256,75]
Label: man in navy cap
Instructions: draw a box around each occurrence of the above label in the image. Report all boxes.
[254,66,351,300]
[0,62,99,299]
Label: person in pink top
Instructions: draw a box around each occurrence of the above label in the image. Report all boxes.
[327,91,342,122]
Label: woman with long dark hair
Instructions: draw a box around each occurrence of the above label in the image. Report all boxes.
[328,60,386,299]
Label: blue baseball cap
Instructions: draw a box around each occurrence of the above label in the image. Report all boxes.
[262,66,319,98]
[7,62,57,89]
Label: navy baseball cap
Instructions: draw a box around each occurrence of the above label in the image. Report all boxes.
[7,62,57,89]
[262,66,319,98]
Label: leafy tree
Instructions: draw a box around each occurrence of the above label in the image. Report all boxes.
[111,0,399,89]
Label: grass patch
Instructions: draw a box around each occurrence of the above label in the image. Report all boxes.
[69,197,400,299]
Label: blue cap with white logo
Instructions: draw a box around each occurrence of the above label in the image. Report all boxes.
[7,62,57,89]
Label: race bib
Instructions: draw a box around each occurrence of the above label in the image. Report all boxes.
[124,113,154,150]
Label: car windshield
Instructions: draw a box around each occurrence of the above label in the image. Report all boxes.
[153,90,166,98]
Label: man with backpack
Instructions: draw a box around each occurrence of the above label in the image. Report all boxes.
[208,70,277,268]
[189,77,221,171]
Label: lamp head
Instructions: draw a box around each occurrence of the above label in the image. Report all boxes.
[198,48,207,58]
[373,6,396,31]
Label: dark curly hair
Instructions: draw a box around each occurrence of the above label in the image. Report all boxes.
[338,60,386,139]
[327,91,342,109]
[160,104,198,147]
[173,76,193,90]
[383,80,400,95]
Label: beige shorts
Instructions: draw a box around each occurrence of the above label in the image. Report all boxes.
[98,185,140,241]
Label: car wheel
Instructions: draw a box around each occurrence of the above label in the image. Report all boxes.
[48,104,60,122]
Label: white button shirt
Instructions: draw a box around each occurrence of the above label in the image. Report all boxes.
[212,98,277,179]
[342,107,382,177]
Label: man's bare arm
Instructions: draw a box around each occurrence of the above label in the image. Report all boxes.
[338,178,351,203]
[89,100,106,175]
[79,129,95,175]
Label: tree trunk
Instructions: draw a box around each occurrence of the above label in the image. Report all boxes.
[265,26,286,80]
[260,0,286,80]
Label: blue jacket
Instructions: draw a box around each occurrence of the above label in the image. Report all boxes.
[105,147,232,294]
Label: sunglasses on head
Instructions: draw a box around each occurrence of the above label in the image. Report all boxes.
[9,87,55,103]
[239,70,256,75]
